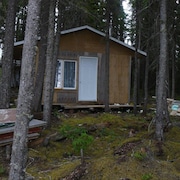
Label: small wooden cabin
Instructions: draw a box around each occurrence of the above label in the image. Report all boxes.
[14,25,146,107]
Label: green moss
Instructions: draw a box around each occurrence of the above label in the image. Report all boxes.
[82,157,157,180]
[28,159,80,179]
[173,157,180,172]
[22,113,180,179]
[165,126,180,142]
[120,137,142,146]
[133,151,146,161]
[163,141,180,160]
[141,173,153,180]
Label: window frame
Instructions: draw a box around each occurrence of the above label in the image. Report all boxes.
[55,59,77,90]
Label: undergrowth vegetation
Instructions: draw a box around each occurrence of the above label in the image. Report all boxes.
[0,111,180,179]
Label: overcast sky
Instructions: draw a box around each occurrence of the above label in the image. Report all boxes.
[122,0,131,16]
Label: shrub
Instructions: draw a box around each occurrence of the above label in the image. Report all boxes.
[141,173,153,180]
[60,125,94,162]
[133,151,146,161]
[60,125,87,141]
[72,132,94,152]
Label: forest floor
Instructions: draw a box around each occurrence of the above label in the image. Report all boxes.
[0,108,180,180]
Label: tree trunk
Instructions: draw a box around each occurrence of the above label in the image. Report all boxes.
[0,0,16,109]
[133,51,138,115]
[51,0,61,91]
[104,0,110,112]
[155,0,170,142]
[143,43,149,115]
[43,0,56,126]
[133,0,140,115]
[171,43,175,99]
[8,0,41,179]
[33,0,50,112]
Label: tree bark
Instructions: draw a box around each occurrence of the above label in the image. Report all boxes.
[0,0,16,109]
[33,0,50,112]
[171,41,175,99]
[8,0,41,179]
[143,7,151,115]
[155,0,170,142]
[51,0,61,91]
[143,48,149,115]
[133,0,140,115]
[104,0,110,112]
[43,0,56,126]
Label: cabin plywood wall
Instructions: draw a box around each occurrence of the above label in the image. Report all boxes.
[109,54,131,104]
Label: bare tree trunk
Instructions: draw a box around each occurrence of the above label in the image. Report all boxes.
[133,1,140,115]
[143,9,152,115]
[155,0,170,142]
[104,0,110,112]
[171,40,175,99]
[167,0,176,99]
[33,0,50,112]
[0,0,16,109]
[143,45,149,115]
[8,0,41,179]
[43,0,61,126]
[166,57,170,97]
[133,51,138,115]
[51,0,61,91]
[43,0,56,126]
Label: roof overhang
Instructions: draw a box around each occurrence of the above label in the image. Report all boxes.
[14,25,147,57]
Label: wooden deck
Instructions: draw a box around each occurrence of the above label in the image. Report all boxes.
[0,109,46,146]
[61,104,141,110]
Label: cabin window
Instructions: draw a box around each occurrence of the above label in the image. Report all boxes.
[55,60,76,89]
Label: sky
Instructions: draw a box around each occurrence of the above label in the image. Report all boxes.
[122,0,131,15]
[122,0,132,45]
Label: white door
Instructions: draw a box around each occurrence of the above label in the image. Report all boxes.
[78,57,98,101]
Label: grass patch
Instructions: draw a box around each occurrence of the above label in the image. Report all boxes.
[133,151,147,161]
[141,173,153,180]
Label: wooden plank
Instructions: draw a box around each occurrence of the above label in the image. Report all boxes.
[0,133,40,146]
[109,54,130,104]
[110,104,141,108]
[0,119,46,134]
[63,104,141,109]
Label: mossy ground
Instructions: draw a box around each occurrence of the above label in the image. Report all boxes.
[1,110,180,179]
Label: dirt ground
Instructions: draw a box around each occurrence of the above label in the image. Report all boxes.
[1,110,180,180]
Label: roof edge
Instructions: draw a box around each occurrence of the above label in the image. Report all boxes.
[61,25,146,56]
[14,40,24,46]
[14,25,147,56]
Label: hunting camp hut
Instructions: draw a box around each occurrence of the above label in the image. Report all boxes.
[13,25,146,108]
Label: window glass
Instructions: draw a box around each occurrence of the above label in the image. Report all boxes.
[55,60,76,89]
[64,61,75,88]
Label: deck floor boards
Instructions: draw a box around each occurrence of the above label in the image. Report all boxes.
[63,104,141,110]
